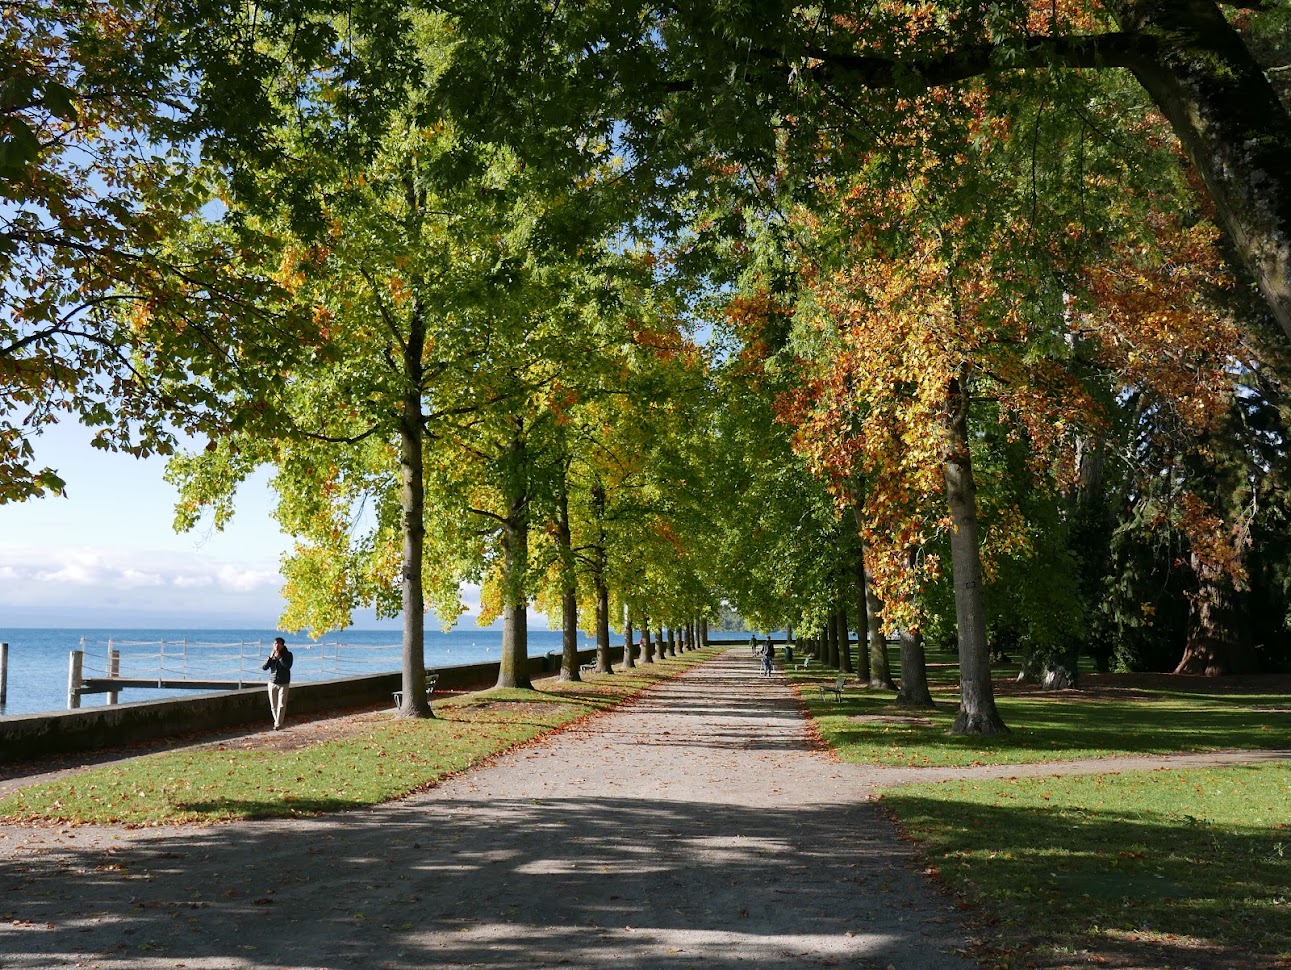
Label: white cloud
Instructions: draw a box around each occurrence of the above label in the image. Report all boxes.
[0,543,287,624]
[172,574,215,589]
[120,569,165,588]
[214,563,280,593]
[34,556,109,586]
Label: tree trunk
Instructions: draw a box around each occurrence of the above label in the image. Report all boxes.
[643,621,655,663]
[667,626,677,657]
[699,617,708,645]
[555,473,580,683]
[896,628,935,707]
[495,431,532,691]
[622,614,635,670]
[396,314,430,717]
[1176,552,1255,675]
[1109,0,1291,340]
[943,374,1008,735]
[851,542,871,684]
[824,611,838,668]
[837,602,853,675]
[591,486,613,674]
[594,575,613,674]
[864,566,895,688]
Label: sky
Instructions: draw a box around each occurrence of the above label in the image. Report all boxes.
[0,420,488,630]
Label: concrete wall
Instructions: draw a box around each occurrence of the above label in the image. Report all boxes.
[0,646,615,765]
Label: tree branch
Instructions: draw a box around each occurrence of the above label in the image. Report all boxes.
[801,31,1151,92]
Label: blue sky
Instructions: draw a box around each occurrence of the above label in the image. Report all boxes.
[0,421,491,630]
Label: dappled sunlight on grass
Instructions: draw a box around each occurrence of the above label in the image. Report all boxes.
[787,655,1291,962]
[881,764,1291,961]
[786,663,1290,767]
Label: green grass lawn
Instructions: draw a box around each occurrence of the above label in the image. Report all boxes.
[881,764,1291,964]
[793,654,1291,964]
[790,664,1289,767]
[0,648,721,826]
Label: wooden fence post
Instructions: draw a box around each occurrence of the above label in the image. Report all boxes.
[67,650,84,710]
[108,649,120,705]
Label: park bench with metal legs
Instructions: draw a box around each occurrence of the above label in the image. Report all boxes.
[819,676,845,702]
[392,672,440,710]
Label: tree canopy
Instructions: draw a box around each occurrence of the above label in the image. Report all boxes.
[7,0,1291,731]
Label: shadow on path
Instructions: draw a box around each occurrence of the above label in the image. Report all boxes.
[0,651,978,969]
[0,795,970,970]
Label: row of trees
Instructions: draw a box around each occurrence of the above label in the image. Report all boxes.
[6,1,1291,733]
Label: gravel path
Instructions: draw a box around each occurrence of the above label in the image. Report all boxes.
[1,650,1285,970]
[0,650,980,970]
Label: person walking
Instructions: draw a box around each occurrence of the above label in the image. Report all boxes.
[262,637,294,730]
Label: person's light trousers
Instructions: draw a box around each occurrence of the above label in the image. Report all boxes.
[268,682,290,728]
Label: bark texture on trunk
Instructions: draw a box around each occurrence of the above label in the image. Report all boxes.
[397,312,430,717]
[837,603,853,674]
[555,480,580,683]
[896,627,935,707]
[851,544,871,684]
[864,557,895,689]
[943,375,1008,735]
[622,616,635,670]
[495,511,532,691]
[1176,553,1255,675]
[591,486,613,674]
[594,576,613,673]
[643,622,655,664]
[495,430,532,691]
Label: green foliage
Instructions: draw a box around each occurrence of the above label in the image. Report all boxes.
[165,5,635,644]
[1,2,248,501]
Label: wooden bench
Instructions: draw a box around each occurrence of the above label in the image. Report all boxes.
[393,673,440,710]
[819,676,845,703]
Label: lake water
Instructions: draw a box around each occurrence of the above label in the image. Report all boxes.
[0,627,586,717]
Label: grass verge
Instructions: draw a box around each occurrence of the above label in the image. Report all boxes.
[0,647,721,826]
[789,667,1288,767]
[880,764,1291,966]
[791,655,1290,964]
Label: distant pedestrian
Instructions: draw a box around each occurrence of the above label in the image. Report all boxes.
[262,637,293,730]
[760,639,775,676]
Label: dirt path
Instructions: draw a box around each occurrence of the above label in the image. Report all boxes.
[0,649,981,969]
[0,650,1285,970]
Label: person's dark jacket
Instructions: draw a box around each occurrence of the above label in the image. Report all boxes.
[263,649,293,685]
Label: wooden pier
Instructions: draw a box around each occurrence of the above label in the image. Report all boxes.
[79,677,255,694]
